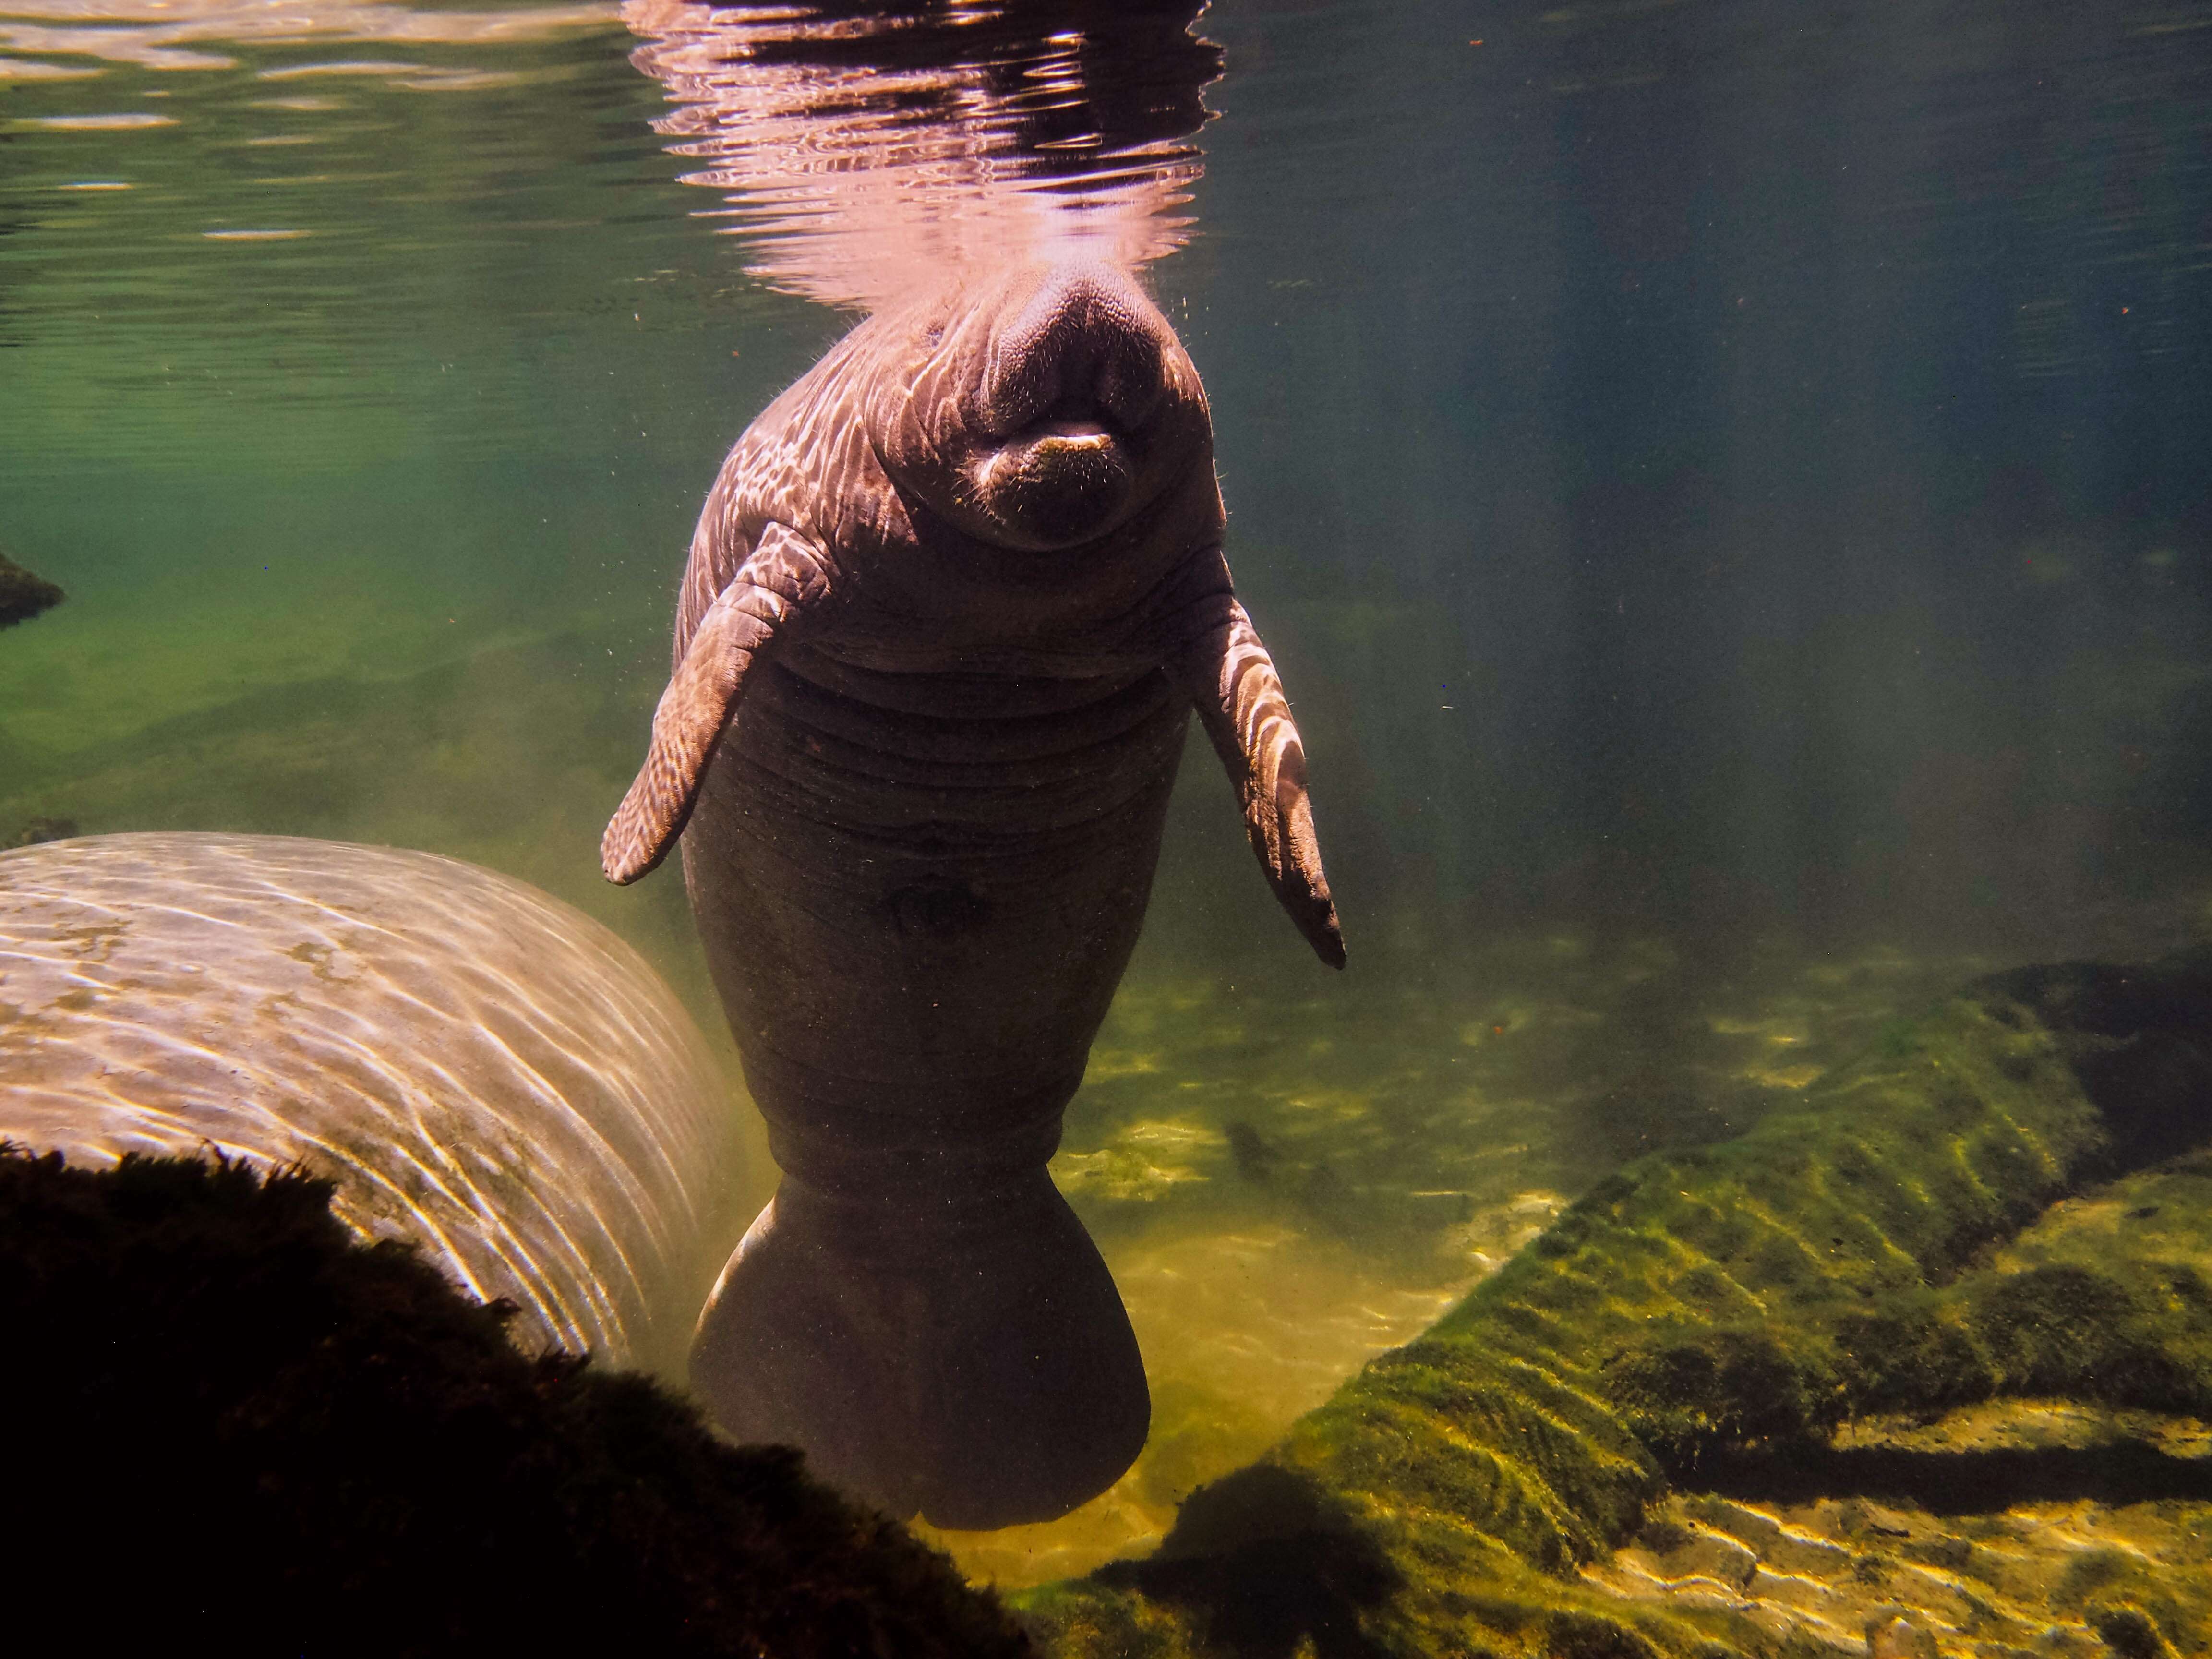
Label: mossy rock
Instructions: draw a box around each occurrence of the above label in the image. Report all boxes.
[0,551,65,628]
[1022,950,2212,1659]
[1,1147,1029,1657]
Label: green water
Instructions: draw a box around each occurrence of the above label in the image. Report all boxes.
[6,0,2212,1590]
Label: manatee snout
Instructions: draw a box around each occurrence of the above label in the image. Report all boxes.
[972,264,1168,438]
[973,421,1136,547]
[959,264,1176,547]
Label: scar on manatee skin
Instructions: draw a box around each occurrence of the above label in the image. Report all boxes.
[257,989,307,1027]
[286,940,361,985]
[885,878,992,938]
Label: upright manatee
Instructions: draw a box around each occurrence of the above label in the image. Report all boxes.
[604,261,1341,1527]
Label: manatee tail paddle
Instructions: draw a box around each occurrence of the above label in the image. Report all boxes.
[688,1171,1150,1530]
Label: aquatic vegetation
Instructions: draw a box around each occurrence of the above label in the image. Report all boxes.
[0,550,64,627]
[939,940,1997,1588]
[1019,951,2212,1658]
[0,1147,1031,1657]
[0,832,744,1370]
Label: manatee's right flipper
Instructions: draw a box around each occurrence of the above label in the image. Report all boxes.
[1168,584,1346,968]
[601,524,841,884]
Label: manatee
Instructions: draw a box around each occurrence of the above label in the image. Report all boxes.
[603,261,1342,1527]
[0,832,741,1372]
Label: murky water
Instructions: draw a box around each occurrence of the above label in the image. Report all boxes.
[5,0,2211,1596]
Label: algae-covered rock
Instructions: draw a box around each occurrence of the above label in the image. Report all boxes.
[1022,951,2212,1659]
[1,1147,1032,1657]
[0,551,64,627]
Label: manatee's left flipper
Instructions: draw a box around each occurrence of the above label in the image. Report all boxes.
[1168,589,1346,968]
[602,524,841,884]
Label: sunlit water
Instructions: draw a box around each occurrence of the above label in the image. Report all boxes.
[5,0,2211,1588]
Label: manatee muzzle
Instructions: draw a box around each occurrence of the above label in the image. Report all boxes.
[947,266,1173,547]
[968,264,1167,443]
[971,419,1137,547]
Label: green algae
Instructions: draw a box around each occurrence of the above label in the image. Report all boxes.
[1020,953,2212,1659]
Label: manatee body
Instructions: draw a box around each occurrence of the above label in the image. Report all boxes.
[604,262,1341,1527]
[0,833,738,1373]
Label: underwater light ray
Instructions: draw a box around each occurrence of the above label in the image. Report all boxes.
[283,1123,517,1310]
[138,997,595,1330]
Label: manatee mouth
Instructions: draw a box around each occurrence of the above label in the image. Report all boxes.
[970,418,1137,548]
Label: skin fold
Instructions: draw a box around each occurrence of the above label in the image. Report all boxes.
[605,261,1340,1528]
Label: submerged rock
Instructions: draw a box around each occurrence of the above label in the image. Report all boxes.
[0,551,64,628]
[0,1148,1031,1656]
[1022,950,2212,1658]
[6,815,75,848]
[0,832,741,1370]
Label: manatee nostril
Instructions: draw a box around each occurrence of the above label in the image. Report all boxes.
[1093,325,1164,432]
[972,340,1060,441]
[975,265,1167,441]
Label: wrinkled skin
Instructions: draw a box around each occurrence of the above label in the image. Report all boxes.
[605,262,1341,1528]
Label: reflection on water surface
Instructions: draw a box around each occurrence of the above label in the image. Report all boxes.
[625,0,1219,307]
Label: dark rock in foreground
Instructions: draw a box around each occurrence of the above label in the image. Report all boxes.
[0,1148,1031,1658]
[0,552,64,627]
